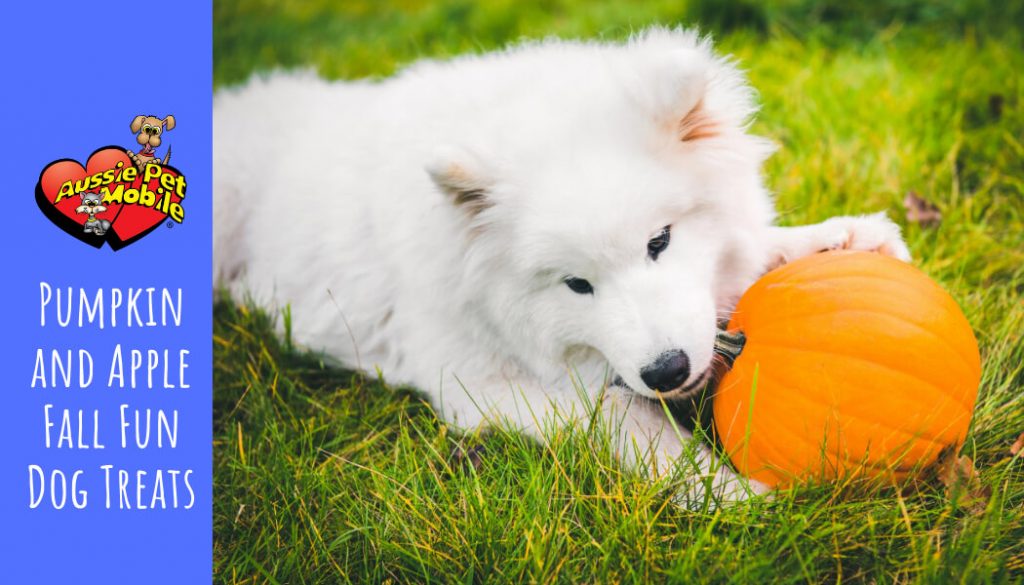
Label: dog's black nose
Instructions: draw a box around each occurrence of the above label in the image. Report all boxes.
[640,350,690,392]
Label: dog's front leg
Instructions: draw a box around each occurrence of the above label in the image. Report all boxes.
[600,385,767,507]
[763,212,911,270]
[437,376,764,507]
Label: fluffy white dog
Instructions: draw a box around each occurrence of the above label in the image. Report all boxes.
[214,27,909,503]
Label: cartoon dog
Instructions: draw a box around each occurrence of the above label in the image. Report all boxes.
[127,114,175,170]
[77,192,111,236]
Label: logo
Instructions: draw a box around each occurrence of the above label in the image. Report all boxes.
[35,114,187,250]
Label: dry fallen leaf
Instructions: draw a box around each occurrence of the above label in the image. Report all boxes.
[937,452,991,514]
[1011,432,1024,456]
[904,191,942,227]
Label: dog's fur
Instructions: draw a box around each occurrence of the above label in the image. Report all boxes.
[214,28,909,502]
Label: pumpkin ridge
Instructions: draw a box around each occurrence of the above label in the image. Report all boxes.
[750,308,979,392]
[741,430,803,486]
[739,301,974,360]
[750,365,960,455]
[762,250,871,281]
[754,275,958,321]
[714,387,813,483]
[744,339,977,413]
[723,377,907,480]
[715,360,872,479]
[758,253,919,291]
[742,297,975,362]
[764,270,950,292]
[750,346,973,443]
[711,370,813,478]
[738,295,967,332]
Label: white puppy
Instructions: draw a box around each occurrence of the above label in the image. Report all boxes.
[214,28,909,503]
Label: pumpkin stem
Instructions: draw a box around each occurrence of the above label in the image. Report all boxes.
[714,329,746,367]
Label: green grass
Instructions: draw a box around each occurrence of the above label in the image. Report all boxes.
[214,1,1024,582]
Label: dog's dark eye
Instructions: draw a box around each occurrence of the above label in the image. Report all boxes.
[565,277,594,295]
[647,225,671,260]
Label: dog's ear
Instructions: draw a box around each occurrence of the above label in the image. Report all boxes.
[131,115,146,133]
[426,147,494,216]
[677,98,718,142]
[163,115,176,131]
[651,49,720,142]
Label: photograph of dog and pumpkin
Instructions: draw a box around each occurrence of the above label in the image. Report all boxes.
[212,0,1023,582]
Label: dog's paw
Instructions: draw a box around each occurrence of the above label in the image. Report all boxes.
[819,212,911,262]
[671,474,773,510]
[746,477,772,496]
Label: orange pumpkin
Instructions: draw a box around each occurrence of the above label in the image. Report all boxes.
[713,250,980,488]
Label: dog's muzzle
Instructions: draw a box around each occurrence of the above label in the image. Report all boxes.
[612,367,712,399]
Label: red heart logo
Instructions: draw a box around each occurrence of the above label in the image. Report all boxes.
[109,164,184,247]
[36,146,184,249]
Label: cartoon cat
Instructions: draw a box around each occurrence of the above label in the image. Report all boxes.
[76,192,111,236]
